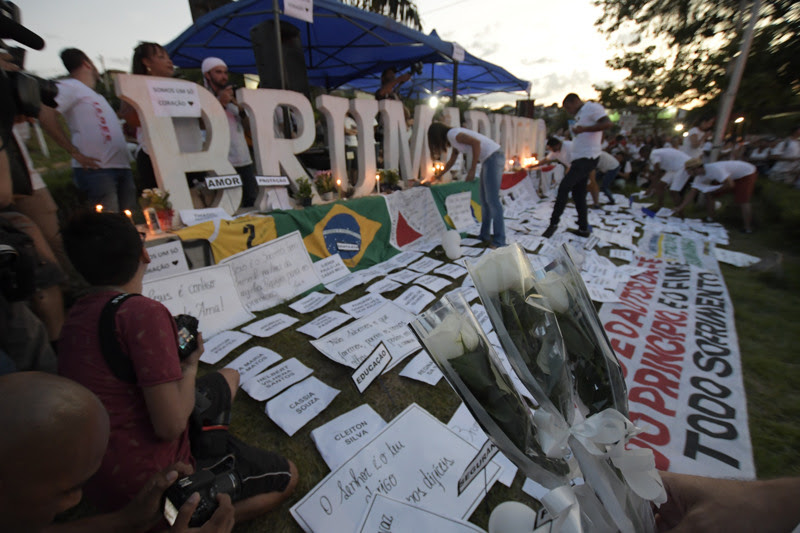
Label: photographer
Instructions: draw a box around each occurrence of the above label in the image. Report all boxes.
[0,371,235,533]
[58,211,297,526]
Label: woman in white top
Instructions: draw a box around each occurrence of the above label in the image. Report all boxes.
[681,116,715,160]
[427,123,506,247]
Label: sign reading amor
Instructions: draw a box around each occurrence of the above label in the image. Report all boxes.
[290,403,501,533]
[598,257,756,479]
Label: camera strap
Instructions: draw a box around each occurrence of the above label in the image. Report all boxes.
[98,292,140,384]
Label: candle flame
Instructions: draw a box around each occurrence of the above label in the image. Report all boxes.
[95,204,103,213]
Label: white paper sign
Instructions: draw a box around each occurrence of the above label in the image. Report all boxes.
[356,494,485,533]
[290,291,336,314]
[311,302,420,370]
[352,342,392,393]
[341,293,389,319]
[394,285,436,314]
[256,175,290,186]
[609,248,634,262]
[408,256,444,273]
[385,187,446,249]
[242,313,299,337]
[434,263,468,279]
[205,175,242,190]
[445,191,476,230]
[388,269,424,284]
[310,404,388,471]
[290,404,501,533]
[143,241,189,282]
[222,231,321,312]
[142,264,254,339]
[413,274,452,293]
[225,346,282,384]
[266,376,339,436]
[325,272,364,295]
[714,248,760,267]
[313,253,350,283]
[297,311,352,339]
[367,278,402,294]
[147,79,201,117]
[451,42,466,62]
[399,350,443,386]
[200,330,252,364]
[242,358,314,401]
[284,0,313,23]
[179,207,232,227]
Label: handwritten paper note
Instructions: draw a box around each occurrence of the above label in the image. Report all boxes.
[224,346,282,384]
[313,253,350,283]
[297,311,352,339]
[356,494,485,533]
[290,404,501,533]
[241,313,299,337]
[310,404,388,471]
[142,264,254,339]
[143,240,189,282]
[289,291,336,314]
[265,376,339,436]
[179,207,231,227]
[200,330,252,364]
[241,358,314,401]
[311,302,420,370]
[394,286,436,314]
[221,231,321,312]
[341,293,389,319]
[399,350,443,386]
[445,192,477,231]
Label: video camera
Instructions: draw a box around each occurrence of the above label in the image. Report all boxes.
[1,1,58,153]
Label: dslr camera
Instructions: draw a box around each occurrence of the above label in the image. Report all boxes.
[163,456,241,527]
[174,314,200,360]
[0,1,58,123]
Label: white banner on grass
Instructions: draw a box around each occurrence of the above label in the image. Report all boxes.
[221,231,321,311]
[290,403,501,533]
[142,264,254,339]
[598,257,755,479]
[637,231,718,272]
[356,494,485,533]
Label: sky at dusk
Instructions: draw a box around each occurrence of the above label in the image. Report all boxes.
[17,0,628,107]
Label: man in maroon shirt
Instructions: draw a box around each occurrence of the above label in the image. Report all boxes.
[58,212,297,524]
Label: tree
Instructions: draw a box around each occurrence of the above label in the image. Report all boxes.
[593,0,800,114]
[340,0,422,29]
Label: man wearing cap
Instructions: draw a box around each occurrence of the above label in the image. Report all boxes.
[201,57,257,209]
[674,158,757,233]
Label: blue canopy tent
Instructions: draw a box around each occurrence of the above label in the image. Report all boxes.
[165,0,528,97]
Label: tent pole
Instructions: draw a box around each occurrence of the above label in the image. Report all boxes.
[451,61,458,106]
[272,0,292,138]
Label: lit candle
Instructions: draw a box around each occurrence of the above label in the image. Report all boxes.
[95,204,103,213]
[124,209,134,223]
[336,178,342,199]
[376,173,380,194]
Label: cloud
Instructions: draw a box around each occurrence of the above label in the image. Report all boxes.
[521,57,552,66]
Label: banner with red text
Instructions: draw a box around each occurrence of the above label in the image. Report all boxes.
[598,257,755,480]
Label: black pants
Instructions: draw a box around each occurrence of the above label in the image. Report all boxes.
[550,157,599,231]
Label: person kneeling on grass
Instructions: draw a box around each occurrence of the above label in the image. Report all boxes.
[58,211,298,526]
[673,158,757,233]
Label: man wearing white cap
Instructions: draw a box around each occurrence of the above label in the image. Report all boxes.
[202,57,257,208]
[674,158,757,233]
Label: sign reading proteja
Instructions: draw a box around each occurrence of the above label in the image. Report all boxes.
[256,175,291,186]
[205,175,243,190]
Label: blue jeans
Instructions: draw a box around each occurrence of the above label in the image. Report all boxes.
[73,167,137,212]
[478,150,506,247]
[599,164,621,202]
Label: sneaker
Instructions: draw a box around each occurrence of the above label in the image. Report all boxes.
[542,225,557,239]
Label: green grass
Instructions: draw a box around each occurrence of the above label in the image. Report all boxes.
[33,131,800,531]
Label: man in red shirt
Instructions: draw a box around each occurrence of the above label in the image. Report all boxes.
[58,212,297,524]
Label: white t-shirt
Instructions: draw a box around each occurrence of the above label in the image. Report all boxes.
[345,116,358,147]
[771,138,800,174]
[447,127,501,163]
[650,148,690,172]
[570,101,606,160]
[597,151,619,173]
[224,102,252,168]
[549,139,572,167]
[681,127,707,159]
[748,147,770,161]
[55,78,129,169]
[692,160,756,193]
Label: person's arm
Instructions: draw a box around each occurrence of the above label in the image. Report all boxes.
[37,105,101,169]
[421,149,459,185]
[672,188,698,216]
[141,335,204,442]
[376,72,412,98]
[455,132,482,181]
[573,116,612,134]
[656,471,800,533]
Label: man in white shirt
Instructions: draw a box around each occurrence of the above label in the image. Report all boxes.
[640,146,691,210]
[543,93,612,238]
[674,158,757,233]
[768,126,800,185]
[38,48,135,212]
[202,57,257,208]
